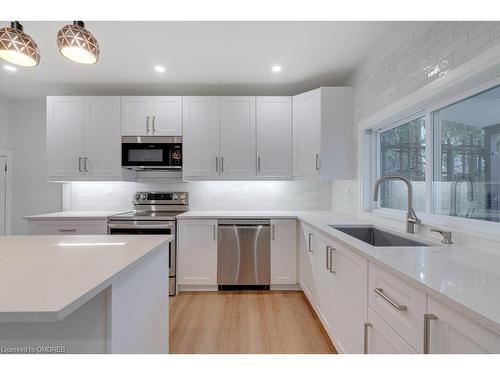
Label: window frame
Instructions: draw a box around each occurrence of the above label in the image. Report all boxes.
[366,74,500,233]
[372,110,426,213]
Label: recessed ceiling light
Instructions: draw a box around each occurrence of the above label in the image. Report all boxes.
[154,65,165,73]
[3,64,17,72]
[271,65,282,73]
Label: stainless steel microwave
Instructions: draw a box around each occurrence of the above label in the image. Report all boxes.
[121,136,182,171]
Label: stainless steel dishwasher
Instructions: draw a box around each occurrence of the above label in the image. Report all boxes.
[217,219,270,290]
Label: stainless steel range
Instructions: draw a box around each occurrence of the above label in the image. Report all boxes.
[107,192,189,296]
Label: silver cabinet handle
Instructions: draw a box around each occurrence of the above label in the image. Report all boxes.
[215,156,219,173]
[152,116,156,134]
[146,116,150,134]
[374,288,407,311]
[59,228,77,232]
[272,224,275,240]
[328,246,336,274]
[78,157,83,172]
[221,157,225,173]
[325,245,330,270]
[364,322,372,354]
[423,313,437,354]
[257,156,261,172]
[213,225,217,241]
[315,154,320,170]
[84,157,88,172]
[308,233,314,253]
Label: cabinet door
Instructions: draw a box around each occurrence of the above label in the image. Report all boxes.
[219,96,256,177]
[177,219,218,285]
[47,96,85,178]
[366,308,417,354]
[84,97,122,178]
[299,224,317,306]
[334,242,367,353]
[121,96,153,135]
[270,219,297,285]
[292,89,321,177]
[427,296,500,353]
[256,97,292,177]
[182,97,220,178]
[315,234,337,337]
[152,96,182,136]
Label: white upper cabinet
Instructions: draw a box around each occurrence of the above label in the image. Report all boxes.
[84,97,122,178]
[153,96,183,135]
[121,96,182,136]
[256,97,292,177]
[219,96,256,177]
[47,96,122,181]
[293,90,321,177]
[182,96,220,178]
[270,219,297,285]
[292,87,354,180]
[47,96,85,178]
[121,96,151,135]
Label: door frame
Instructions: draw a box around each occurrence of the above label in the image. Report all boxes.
[0,147,12,235]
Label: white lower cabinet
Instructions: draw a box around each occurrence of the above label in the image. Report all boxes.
[27,219,108,235]
[299,223,317,305]
[368,262,426,351]
[177,219,218,286]
[427,296,500,353]
[270,219,297,285]
[365,308,417,354]
[315,233,337,336]
[334,242,368,354]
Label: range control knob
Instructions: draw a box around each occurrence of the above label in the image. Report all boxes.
[172,193,179,200]
[135,194,141,200]
[140,194,147,200]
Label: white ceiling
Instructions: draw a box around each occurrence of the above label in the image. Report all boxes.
[0,21,419,98]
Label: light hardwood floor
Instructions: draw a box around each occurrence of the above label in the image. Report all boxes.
[169,291,337,354]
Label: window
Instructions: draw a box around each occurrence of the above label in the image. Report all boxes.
[377,117,426,212]
[371,82,500,224]
[432,84,500,222]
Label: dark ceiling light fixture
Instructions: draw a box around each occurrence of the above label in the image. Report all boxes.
[57,21,100,64]
[0,21,41,67]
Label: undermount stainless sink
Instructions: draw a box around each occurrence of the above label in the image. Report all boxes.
[329,225,431,247]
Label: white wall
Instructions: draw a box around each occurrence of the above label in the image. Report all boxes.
[64,180,332,212]
[11,100,62,234]
[0,96,13,149]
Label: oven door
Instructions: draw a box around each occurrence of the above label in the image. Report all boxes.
[121,136,182,169]
[108,220,177,296]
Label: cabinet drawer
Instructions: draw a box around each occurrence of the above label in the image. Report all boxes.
[27,219,108,235]
[368,262,426,352]
[366,308,417,354]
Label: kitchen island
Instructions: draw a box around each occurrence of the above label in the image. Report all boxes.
[0,235,172,354]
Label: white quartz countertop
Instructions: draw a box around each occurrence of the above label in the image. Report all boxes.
[24,211,127,220]
[178,210,500,333]
[0,235,173,323]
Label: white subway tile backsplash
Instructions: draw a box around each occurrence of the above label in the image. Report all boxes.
[65,180,333,212]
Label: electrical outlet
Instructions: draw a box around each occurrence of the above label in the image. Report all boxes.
[242,185,249,196]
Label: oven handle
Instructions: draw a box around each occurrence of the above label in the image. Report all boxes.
[107,222,176,230]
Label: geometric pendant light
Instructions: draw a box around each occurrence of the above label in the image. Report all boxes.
[0,21,41,67]
[57,21,100,64]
